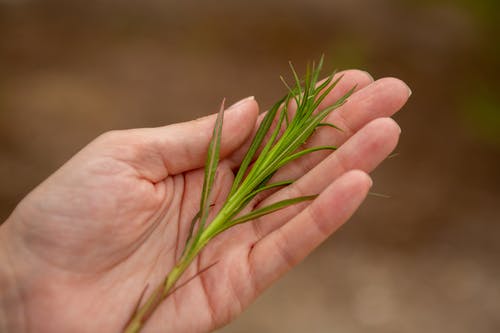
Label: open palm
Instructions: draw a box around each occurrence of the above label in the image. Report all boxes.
[0,70,410,332]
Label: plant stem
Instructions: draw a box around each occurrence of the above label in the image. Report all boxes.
[124,249,199,333]
[124,195,245,333]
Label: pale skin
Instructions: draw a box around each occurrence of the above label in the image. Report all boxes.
[0,70,410,332]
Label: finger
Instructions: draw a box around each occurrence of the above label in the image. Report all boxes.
[250,117,401,239]
[227,69,375,168]
[272,77,410,182]
[94,97,259,181]
[248,170,372,292]
[320,77,410,141]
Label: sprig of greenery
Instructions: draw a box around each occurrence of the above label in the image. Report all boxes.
[124,56,355,333]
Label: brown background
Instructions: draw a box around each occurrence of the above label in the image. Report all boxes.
[1,0,499,332]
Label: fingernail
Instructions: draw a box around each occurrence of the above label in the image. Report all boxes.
[406,84,412,97]
[228,96,255,110]
[368,177,373,188]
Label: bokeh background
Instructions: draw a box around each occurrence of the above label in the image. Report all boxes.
[1,0,499,332]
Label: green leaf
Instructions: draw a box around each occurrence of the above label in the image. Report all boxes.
[244,180,294,201]
[183,211,200,254]
[242,113,327,191]
[182,203,215,256]
[252,100,288,172]
[310,74,343,113]
[309,84,357,127]
[215,195,318,237]
[312,72,335,99]
[318,122,343,131]
[288,61,303,99]
[300,62,312,116]
[229,195,317,226]
[276,146,337,170]
[193,99,225,244]
[310,55,324,92]
[229,96,286,197]
[280,75,296,97]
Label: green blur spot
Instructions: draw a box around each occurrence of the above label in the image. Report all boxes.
[461,88,500,146]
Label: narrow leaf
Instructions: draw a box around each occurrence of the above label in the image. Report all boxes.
[312,71,335,99]
[244,180,294,201]
[229,97,285,197]
[309,84,357,127]
[313,74,342,106]
[217,195,318,236]
[388,152,400,159]
[280,75,297,98]
[276,146,337,170]
[280,76,301,107]
[288,61,302,99]
[244,117,326,189]
[368,192,391,199]
[318,122,344,131]
[228,195,317,226]
[182,211,200,255]
[254,101,288,168]
[310,55,324,91]
[194,99,225,242]
[182,203,216,256]
[225,173,278,223]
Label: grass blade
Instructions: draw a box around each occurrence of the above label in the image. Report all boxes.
[318,122,343,131]
[227,195,317,226]
[244,180,294,201]
[218,195,318,235]
[276,146,337,170]
[252,100,288,171]
[289,61,302,100]
[229,97,285,197]
[193,99,225,244]
[310,74,343,113]
[182,211,200,255]
[309,85,357,127]
[312,72,335,100]
[368,191,391,198]
[310,54,324,91]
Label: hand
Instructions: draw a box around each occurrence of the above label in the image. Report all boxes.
[0,70,410,333]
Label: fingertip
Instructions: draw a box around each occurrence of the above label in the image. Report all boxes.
[312,169,372,224]
[323,169,372,207]
[227,96,259,121]
[227,96,255,110]
[361,70,375,82]
[343,169,373,191]
[222,96,259,150]
[366,117,402,136]
[336,69,375,90]
[317,69,374,110]
[372,77,412,109]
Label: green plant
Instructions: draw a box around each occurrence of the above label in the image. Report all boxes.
[124,56,355,333]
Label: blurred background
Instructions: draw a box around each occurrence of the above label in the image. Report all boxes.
[0,0,499,332]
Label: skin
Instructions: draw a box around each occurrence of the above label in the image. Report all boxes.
[0,70,410,332]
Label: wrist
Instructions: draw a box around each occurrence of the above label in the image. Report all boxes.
[0,219,27,333]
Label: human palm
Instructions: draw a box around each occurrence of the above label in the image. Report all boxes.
[0,70,410,332]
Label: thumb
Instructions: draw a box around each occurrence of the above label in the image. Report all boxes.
[94,96,259,181]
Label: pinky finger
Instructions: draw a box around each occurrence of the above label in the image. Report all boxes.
[248,170,372,293]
